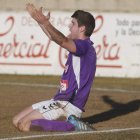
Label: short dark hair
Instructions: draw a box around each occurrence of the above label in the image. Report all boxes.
[71,10,95,37]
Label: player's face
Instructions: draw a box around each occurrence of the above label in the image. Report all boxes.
[69,18,80,39]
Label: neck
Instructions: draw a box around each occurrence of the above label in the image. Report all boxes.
[78,34,89,40]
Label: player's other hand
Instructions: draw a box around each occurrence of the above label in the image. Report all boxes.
[26,3,50,25]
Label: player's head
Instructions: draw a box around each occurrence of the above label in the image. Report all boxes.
[69,10,95,39]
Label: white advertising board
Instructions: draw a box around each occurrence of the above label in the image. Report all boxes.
[0,12,140,77]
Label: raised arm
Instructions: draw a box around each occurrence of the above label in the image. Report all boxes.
[38,11,52,40]
[26,3,76,53]
[39,23,52,40]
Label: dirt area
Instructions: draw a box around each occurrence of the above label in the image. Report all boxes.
[0,75,140,140]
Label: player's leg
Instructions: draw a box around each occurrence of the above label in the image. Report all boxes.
[30,100,75,131]
[60,101,95,131]
[16,99,66,132]
[13,100,52,128]
[17,109,44,132]
[31,119,75,132]
[13,106,33,128]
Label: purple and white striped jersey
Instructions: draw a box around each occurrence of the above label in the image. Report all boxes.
[54,38,96,111]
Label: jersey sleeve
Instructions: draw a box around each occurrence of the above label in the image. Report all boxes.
[73,39,89,56]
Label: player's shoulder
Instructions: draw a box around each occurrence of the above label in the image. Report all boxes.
[74,38,92,47]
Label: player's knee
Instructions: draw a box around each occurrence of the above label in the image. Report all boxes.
[18,120,31,132]
[21,126,30,132]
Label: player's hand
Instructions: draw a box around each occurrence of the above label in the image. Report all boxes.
[26,3,49,25]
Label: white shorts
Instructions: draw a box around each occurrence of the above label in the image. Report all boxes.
[32,99,82,120]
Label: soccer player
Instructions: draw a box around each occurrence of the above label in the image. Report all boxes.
[12,3,96,132]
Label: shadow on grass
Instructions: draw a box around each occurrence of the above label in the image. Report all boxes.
[82,95,140,124]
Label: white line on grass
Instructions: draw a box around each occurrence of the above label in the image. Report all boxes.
[0,127,140,140]
[0,82,59,88]
[0,82,139,93]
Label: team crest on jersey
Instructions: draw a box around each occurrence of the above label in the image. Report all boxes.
[60,80,68,92]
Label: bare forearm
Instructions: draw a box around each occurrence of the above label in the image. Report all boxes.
[42,21,67,46]
[39,24,52,40]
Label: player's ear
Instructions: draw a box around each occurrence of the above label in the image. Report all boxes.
[79,25,86,33]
